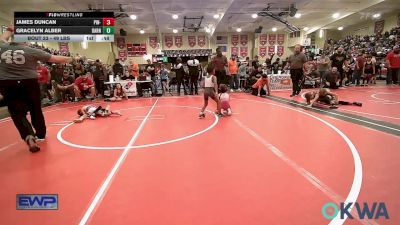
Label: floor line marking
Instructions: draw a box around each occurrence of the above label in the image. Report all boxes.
[57,105,219,150]
[266,96,400,133]
[234,118,376,225]
[232,97,366,225]
[78,98,159,225]
[339,109,400,120]
[370,93,400,104]
[0,141,20,153]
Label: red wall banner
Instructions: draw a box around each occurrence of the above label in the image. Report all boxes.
[231,47,238,56]
[259,46,267,57]
[277,34,285,45]
[116,37,125,49]
[165,36,173,48]
[374,20,385,34]
[268,34,276,45]
[268,46,275,56]
[259,34,267,46]
[188,36,196,47]
[240,35,248,46]
[240,46,248,57]
[277,46,284,56]
[175,36,183,48]
[149,36,157,49]
[118,50,127,61]
[198,35,206,47]
[231,34,239,46]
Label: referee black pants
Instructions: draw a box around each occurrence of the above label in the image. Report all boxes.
[0,79,46,140]
[290,69,303,95]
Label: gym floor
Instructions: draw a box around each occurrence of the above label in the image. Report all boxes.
[0,85,399,225]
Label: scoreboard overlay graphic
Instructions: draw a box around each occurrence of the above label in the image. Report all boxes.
[14,12,114,42]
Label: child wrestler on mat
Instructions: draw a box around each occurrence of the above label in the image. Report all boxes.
[74,104,122,123]
[304,88,362,109]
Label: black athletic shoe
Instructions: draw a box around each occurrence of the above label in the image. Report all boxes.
[290,93,296,97]
[329,105,338,109]
[353,102,362,107]
[26,135,40,153]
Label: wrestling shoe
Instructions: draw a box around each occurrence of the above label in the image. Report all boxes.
[26,135,40,153]
[198,112,205,119]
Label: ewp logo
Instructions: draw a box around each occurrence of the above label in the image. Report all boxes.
[17,194,58,210]
[322,202,389,220]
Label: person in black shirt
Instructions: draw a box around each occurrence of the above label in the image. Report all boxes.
[50,64,64,103]
[272,58,281,74]
[173,57,188,95]
[112,59,123,76]
[252,55,260,70]
[145,59,157,95]
[92,60,105,97]
[55,70,75,101]
[330,47,347,86]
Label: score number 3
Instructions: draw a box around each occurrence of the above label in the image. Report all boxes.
[103,18,114,26]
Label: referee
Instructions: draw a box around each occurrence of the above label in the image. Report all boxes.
[286,44,307,97]
[0,24,77,152]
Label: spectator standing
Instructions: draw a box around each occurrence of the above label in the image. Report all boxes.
[128,59,139,79]
[112,59,124,77]
[353,51,365,86]
[386,46,400,85]
[173,57,188,95]
[330,47,347,86]
[228,55,239,91]
[317,53,330,83]
[36,62,52,101]
[187,55,200,95]
[92,60,106,97]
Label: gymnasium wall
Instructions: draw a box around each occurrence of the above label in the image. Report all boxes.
[39,31,294,63]
[341,12,399,37]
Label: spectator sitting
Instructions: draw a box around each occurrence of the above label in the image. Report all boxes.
[251,74,270,97]
[324,67,340,89]
[73,62,85,78]
[50,64,64,103]
[250,66,263,78]
[74,72,96,101]
[56,70,75,102]
[105,83,127,102]
[272,58,281,74]
[303,70,321,88]
[317,53,331,82]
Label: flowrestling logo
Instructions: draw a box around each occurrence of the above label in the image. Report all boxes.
[322,202,389,220]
